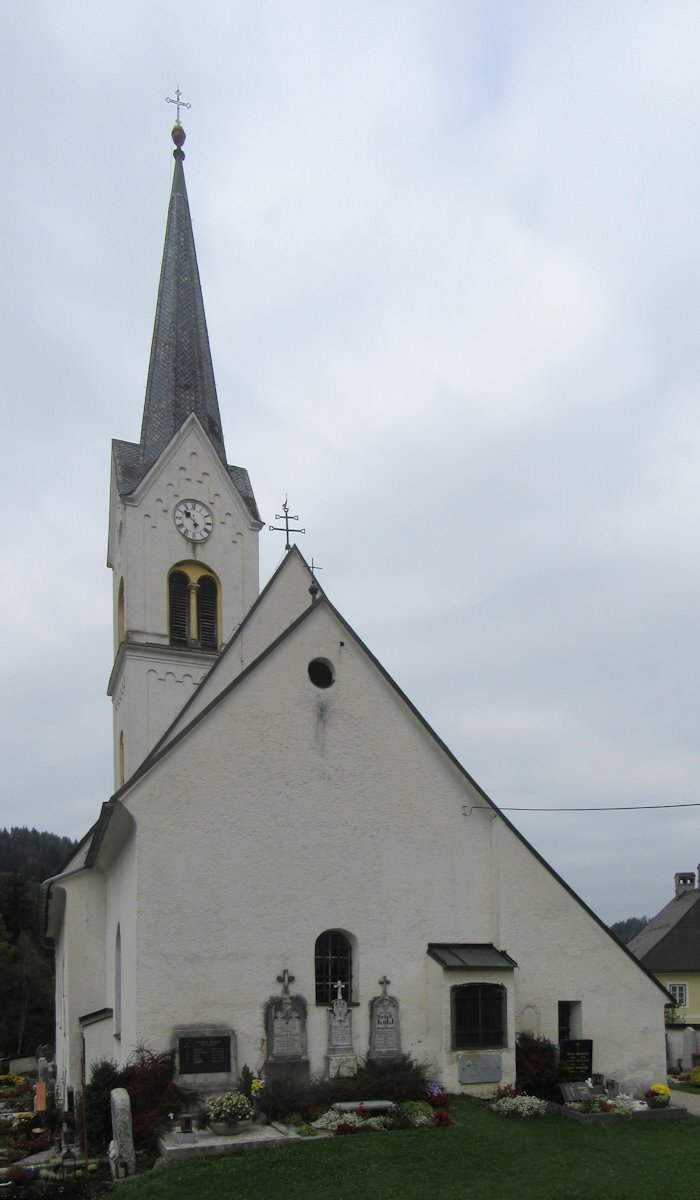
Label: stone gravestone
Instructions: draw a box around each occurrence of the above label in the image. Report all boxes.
[682,1025,697,1072]
[559,1039,593,1080]
[265,969,310,1085]
[369,976,401,1059]
[327,980,357,1078]
[109,1088,135,1179]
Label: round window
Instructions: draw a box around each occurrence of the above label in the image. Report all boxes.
[308,658,335,689]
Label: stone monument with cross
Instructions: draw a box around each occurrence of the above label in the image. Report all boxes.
[264,968,309,1085]
[327,979,357,1078]
[369,974,402,1059]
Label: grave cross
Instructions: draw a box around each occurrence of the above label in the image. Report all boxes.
[378,975,391,996]
[166,86,191,125]
[277,969,295,996]
[269,497,305,551]
[333,979,346,1001]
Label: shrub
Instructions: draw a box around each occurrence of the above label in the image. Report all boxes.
[515,1031,569,1101]
[257,1077,310,1122]
[689,1065,700,1087]
[239,1064,254,1099]
[81,1059,120,1153]
[81,1047,182,1153]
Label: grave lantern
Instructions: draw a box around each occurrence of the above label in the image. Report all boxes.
[115,1153,129,1178]
[180,1115,193,1133]
[61,1147,76,1177]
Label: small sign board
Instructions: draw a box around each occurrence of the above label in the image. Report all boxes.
[178,1035,231,1075]
[560,1038,593,1080]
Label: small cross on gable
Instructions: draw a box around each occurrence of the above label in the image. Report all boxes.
[378,975,391,996]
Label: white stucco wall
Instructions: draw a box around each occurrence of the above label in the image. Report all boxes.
[93,598,666,1093]
[107,417,261,783]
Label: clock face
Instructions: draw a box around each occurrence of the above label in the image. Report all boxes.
[173,499,214,542]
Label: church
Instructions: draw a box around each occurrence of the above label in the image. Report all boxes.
[44,120,669,1102]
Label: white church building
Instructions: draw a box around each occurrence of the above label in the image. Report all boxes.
[44,121,669,1101]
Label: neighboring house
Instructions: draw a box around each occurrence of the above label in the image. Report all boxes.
[629,872,700,1027]
[43,121,669,1105]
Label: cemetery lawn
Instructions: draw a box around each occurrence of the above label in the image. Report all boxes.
[120,1097,699,1200]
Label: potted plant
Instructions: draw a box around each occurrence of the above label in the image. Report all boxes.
[644,1083,671,1109]
[205,1091,253,1133]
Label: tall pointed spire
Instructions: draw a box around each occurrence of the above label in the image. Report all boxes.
[139,122,226,469]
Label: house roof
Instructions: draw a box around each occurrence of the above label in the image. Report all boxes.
[628,889,700,971]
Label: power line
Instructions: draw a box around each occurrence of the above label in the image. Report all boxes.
[467,801,700,813]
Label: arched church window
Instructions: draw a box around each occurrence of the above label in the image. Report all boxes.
[168,564,220,650]
[315,930,352,1004]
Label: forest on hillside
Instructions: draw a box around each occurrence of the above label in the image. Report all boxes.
[0,827,77,1058]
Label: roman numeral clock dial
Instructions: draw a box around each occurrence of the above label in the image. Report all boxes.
[173,499,214,542]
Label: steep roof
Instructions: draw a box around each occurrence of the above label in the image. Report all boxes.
[629,889,700,971]
[113,124,259,522]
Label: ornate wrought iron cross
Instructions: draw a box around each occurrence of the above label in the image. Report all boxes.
[166,86,191,124]
[269,497,305,551]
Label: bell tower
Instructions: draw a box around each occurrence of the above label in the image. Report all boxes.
[107,120,262,787]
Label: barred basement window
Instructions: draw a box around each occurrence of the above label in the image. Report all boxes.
[315,930,352,1004]
[452,983,506,1049]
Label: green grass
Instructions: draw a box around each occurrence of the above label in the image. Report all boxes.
[119,1098,700,1200]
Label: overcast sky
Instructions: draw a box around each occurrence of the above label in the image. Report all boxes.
[2,1,699,925]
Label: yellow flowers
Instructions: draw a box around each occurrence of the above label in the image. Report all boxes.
[649,1083,671,1096]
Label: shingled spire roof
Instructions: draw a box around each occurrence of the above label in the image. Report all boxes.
[112,124,259,521]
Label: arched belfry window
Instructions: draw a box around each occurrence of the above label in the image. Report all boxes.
[315,930,352,1004]
[168,563,220,650]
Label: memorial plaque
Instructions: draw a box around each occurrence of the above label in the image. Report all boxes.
[560,1081,592,1104]
[457,1053,502,1084]
[178,1035,231,1075]
[560,1039,593,1080]
[369,995,401,1058]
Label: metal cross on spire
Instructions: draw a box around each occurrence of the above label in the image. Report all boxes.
[269,497,305,551]
[166,86,191,124]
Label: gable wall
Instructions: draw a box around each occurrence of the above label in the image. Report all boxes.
[116,603,666,1090]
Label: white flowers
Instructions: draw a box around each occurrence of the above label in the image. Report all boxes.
[489,1094,549,1119]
